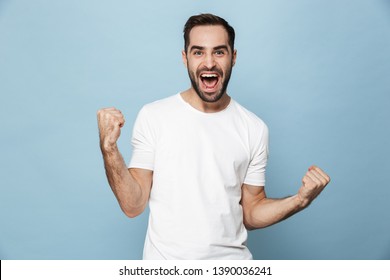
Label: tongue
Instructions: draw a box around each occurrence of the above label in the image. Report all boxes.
[203,78,218,88]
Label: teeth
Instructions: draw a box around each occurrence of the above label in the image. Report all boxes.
[201,74,218,78]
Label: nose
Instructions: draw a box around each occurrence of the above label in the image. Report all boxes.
[203,53,216,69]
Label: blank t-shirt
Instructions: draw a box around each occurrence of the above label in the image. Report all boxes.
[129,93,268,259]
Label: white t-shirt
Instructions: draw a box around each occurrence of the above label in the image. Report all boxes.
[129,93,269,259]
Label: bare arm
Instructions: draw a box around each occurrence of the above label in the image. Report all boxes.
[97,108,152,218]
[241,166,330,230]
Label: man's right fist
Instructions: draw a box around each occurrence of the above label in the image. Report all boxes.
[97,107,125,151]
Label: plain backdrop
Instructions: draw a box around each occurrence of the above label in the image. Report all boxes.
[1,0,389,259]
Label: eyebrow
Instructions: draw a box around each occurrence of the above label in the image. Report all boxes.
[189,45,230,52]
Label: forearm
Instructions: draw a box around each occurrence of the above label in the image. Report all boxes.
[101,144,146,217]
[242,166,330,230]
[244,195,305,230]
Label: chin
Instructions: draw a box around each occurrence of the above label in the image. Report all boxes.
[197,90,225,103]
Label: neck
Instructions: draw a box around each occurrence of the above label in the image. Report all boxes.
[181,88,231,113]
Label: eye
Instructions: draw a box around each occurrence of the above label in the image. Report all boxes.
[193,50,203,56]
[215,50,225,56]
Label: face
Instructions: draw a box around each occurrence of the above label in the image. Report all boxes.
[182,25,236,103]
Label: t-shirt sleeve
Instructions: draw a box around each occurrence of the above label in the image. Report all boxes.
[128,106,155,170]
[243,122,269,186]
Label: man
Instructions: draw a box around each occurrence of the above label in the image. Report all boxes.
[97,13,330,260]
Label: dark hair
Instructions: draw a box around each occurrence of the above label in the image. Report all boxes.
[183,13,235,53]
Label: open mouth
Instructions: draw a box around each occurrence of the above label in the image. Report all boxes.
[200,73,220,90]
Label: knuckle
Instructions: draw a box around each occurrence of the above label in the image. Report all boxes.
[97,108,105,117]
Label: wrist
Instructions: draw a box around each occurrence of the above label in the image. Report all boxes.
[100,140,119,154]
[293,194,310,210]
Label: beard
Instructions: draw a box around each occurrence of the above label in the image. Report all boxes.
[187,64,233,103]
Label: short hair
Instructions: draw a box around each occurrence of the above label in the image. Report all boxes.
[183,13,235,53]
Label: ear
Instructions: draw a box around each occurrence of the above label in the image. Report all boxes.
[182,50,188,68]
[232,49,237,66]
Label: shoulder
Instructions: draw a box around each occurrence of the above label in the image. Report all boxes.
[141,94,181,113]
[230,99,269,150]
[230,99,268,131]
[136,94,181,121]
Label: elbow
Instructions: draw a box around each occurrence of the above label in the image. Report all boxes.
[244,218,268,230]
[243,212,257,230]
[244,222,256,231]
[121,204,146,218]
[116,195,148,218]
[123,210,141,218]
[243,217,260,231]
[243,209,268,230]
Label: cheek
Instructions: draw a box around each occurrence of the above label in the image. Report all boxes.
[219,62,232,75]
[190,62,202,75]
[185,60,195,70]
[216,58,232,68]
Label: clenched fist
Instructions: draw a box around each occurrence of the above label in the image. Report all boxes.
[297,165,330,208]
[97,107,125,151]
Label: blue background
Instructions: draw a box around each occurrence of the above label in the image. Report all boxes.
[1,0,389,260]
